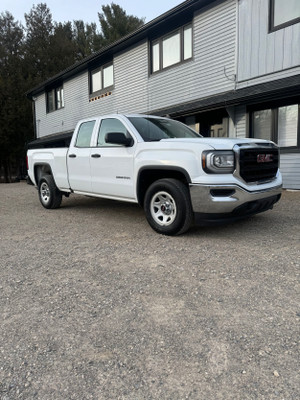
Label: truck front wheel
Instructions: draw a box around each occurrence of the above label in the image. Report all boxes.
[38,174,62,209]
[144,179,193,235]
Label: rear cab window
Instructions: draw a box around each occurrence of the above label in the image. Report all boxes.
[75,120,96,147]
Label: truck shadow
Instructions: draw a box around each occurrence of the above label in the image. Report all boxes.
[58,193,288,238]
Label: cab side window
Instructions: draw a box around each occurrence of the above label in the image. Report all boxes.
[97,118,129,147]
[75,120,96,147]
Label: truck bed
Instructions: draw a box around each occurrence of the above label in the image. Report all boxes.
[27,131,73,150]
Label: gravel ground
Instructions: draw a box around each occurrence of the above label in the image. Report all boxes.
[0,182,299,400]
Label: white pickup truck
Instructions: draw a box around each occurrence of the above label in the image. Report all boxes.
[27,114,282,235]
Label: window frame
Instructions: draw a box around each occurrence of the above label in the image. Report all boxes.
[46,85,64,113]
[150,23,193,74]
[269,0,300,32]
[249,100,300,152]
[90,62,114,96]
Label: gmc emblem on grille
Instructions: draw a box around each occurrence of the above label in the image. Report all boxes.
[257,154,273,163]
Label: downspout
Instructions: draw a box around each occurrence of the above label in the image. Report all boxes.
[31,97,37,139]
[235,0,239,92]
[226,0,239,137]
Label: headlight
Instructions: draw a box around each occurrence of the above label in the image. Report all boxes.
[202,151,235,174]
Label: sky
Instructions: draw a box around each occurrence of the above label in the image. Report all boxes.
[1,0,184,26]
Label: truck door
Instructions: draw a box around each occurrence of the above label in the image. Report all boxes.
[90,117,135,199]
[67,120,96,193]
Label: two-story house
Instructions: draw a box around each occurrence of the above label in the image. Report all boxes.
[27,0,300,189]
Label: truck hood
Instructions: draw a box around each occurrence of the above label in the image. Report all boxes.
[160,137,273,150]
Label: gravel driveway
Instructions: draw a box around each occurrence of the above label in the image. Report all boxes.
[0,182,299,400]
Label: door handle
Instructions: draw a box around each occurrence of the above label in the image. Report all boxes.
[91,154,101,158]
[69,154,76,158]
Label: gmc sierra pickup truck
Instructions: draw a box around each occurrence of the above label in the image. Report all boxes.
[27,114,282,235]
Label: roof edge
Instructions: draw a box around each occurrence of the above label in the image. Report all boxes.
[27,0,214,98]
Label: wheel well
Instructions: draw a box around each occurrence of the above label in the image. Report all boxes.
[34,164,53,185]
[137,168,190,206]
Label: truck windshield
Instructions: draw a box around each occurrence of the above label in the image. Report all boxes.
[128,117,202,142]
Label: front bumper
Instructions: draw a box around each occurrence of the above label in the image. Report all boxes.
[189,183,282,225]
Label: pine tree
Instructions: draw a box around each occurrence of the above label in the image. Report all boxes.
[0,2,145,182]
[98,3,144,47]
[0,12,31,182]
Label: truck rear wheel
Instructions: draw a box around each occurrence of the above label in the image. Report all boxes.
[144,178,193,235]
[38,174,62,209]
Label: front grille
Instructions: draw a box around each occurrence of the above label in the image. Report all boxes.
[239,147,279,183]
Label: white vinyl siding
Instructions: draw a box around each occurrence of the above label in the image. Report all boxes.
[148,0,236,111]
[234,105,247,138]
[238,0,300,83]
[280,153,300,189]
[113,40,148,114]
[32,0,300,189]
[35,72,114,137]
[35,0,237,137]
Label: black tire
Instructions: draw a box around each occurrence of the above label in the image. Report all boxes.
[38,174,62,209]
[144,178,193,235]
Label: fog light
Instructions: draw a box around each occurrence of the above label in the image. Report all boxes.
[210,189,235,197]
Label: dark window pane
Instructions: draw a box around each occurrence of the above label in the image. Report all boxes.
[278,105,298,147]
[253,110,272,141]
[210,118,229,138]
[47,90,55,112]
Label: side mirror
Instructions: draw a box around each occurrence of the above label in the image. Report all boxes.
[105,132,133,147]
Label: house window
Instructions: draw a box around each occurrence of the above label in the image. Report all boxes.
[90,63,114,94]
[278,105,298,147]
[251,103,299,149]
[253,109,273,141]
[269,0,300,31]
[46,86,64,113]
[162,32,181,69]
[151,23,193,73]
